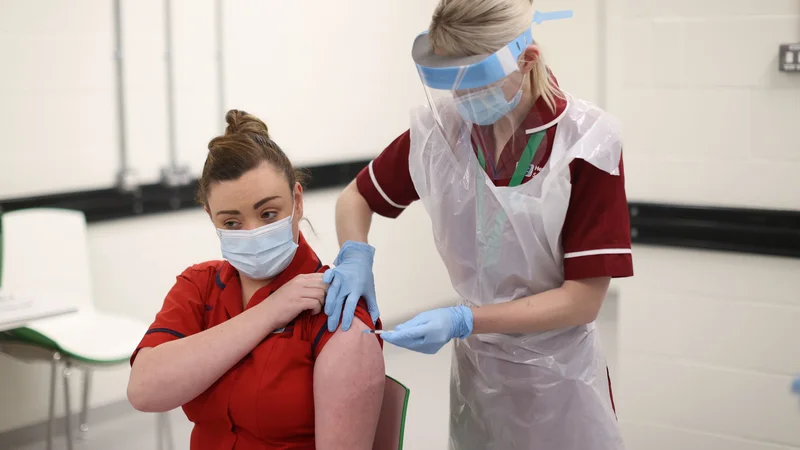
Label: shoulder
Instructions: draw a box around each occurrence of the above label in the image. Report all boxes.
[558,98,623,163]
[187,260,225,271]
[299,298,379,359]
[180,260,225,277]
[174,260,226,291]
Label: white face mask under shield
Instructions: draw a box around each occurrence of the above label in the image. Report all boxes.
[216,211,298,281]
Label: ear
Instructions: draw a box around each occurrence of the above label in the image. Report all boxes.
[519,44,540,74]
[293,182,304,220]
[204,205,212,219]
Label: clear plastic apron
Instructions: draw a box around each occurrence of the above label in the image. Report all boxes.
[408,95,625,450]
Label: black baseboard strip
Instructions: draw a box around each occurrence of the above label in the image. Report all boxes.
[0,159,371,223]
[629,203,800,258]
[1,161,798,258]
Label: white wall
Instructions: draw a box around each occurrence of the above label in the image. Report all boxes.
[0,0,603,200]
[616,247,800,449]
[606,0,800,448]
[607,0,800,210]
[0,0,438,198]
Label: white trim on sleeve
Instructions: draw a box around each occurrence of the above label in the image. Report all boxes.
[368,160,408,210]
[564,248,632,259]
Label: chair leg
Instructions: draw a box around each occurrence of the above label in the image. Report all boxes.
[47,352,61,450]
[156,412,175,450]
[63,360,74,450]
[164,412,175,450]
[156,413,164,450]
[79,368,92,437]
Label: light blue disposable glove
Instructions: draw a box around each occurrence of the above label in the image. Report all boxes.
[379,306,473,354]
[323,241,378,332]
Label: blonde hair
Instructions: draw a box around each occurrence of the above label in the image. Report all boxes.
[428,0,563,113]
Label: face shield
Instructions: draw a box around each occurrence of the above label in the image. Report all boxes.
[410,10,573,181]
[412,27,532,126]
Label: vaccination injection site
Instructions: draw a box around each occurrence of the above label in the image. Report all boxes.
[1,0,799,449]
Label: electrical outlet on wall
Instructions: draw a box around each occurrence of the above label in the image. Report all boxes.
[779,43,800,72]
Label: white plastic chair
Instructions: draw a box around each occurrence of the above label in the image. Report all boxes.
[0,208,173,450]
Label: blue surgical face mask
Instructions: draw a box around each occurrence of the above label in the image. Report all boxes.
[217,212,298,280]
[455,86,523,126]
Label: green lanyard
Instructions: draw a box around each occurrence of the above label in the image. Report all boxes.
[476,131,546,187]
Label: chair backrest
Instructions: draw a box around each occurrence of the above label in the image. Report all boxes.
[0,208,94,310]
[373,375,410,450]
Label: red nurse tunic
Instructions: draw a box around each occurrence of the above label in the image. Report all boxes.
[131,233,380,449]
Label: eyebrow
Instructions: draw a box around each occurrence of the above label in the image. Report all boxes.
[252,196,282,210]
[214,196,282,217]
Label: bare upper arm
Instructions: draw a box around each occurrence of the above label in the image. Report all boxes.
[313,317,385,450]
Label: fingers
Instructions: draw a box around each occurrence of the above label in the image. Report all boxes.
[394,313,426,331]
[367,292,380,324]
[300,297,323,316]
[302,288,326,314]
[324,275,342,317]
[303,286,327,299]
[322,268,335,284]
[340,292,360,332]
[305,279,329,292]
[385,325,427,341]
[325,280,344,332]
[380,330,423,348]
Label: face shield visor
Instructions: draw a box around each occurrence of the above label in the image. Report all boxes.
[412,27,532,127]
[410,10,573,180]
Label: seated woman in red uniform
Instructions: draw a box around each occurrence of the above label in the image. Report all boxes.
[127,110,385,450]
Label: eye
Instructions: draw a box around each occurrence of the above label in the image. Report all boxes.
[223,220,240,229]
[261,210,278,222]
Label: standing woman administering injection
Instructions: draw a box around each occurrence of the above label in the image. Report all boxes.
[323,0,633,449]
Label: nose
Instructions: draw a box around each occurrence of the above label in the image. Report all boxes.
[241,219,263,231]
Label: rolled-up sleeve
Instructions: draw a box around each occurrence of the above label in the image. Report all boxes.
[130,267,208,365]
[355,130,420,218]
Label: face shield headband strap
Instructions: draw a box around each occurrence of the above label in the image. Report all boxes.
[412,9,574,92]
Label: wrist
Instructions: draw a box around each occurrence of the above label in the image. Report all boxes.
[254,301,282,334]
[454,305,474,339]
[334,241,376,265]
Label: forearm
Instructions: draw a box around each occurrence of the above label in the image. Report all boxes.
[335,180,374,246]
[471,278,611,335]
[128,305,278,412]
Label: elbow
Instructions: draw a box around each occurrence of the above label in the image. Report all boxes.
[127,380,154,413]
[577,303,602,325]
[562,278,610,326]
[127,382,172,413]
[572,292,605,325]
[127,366,171,413]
